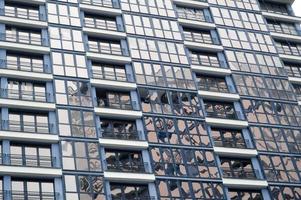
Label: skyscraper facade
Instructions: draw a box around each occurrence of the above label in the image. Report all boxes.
[0,0,300,199]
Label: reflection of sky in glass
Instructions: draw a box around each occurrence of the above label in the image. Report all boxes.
[293,1,301,16]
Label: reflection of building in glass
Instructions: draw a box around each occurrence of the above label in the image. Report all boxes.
[0,0,300,199]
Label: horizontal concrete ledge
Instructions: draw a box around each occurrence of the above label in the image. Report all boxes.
[104,171,155,183]
[298,101,301,106]
[262,12,301,23]
[191,65,232,76]
[214,147,258,158]
[288,76,301,84]
[0,41,50,54]
[99,138,148,150]
[279,54,301,63]
[223,178,268,189]
[172,0,209,8]
[83,27,126,39]
[270,32,301,43]
[79,4,121,16]
[0,16,48,29]
[178,18,216,30]
[90,79,137,91]
[11,0,45,4]
[0,69,53,81]
[184,41,224,52]
[0,98,56,111]
[206,117,249,129]
[0,131,59,143]
[0,165,62,177]
[87,52,132,65]
[94,107,142,119]
[198,90,240,102]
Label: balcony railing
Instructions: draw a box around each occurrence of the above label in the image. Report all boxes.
[87,42,126,56]
[1,89,49,102]
[91,68,133,82]
[10,191,56,200]
[198,82,235,93]
[0,33,46,46]
[97,98,139,110]
[267,23,299,36]
[84,18,120,32]
[101,129,140,140]
[222,168,261,180]
[190,56,224,68]
[104,160,151,173]
[0,7,44,21]
[177,9,210,22]
[80,0,120,8]
[3,119,52,134]
[6,154,56,168]
[184,32,214,45]
[205,110,244,120]
[213,138,252,149]
[0,59,48,73]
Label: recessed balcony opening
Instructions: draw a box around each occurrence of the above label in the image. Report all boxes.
[11,179,55,200]
[266,19,299,35]
[204,101,243,120]
[3,1,42,21]
[183,28,216,44]
[88,37,125,56]
[105,150,149,174]
[91,62,131,82]
[176,6,208,22]
[220,158,259,180]
[5,52,46,73]
[3,26,45,46]
[9,143,56,168]
[259,0,290,15]
[196,75,233,93]
[275,40,301,56]
[80,0,119,9]
[190,50,223,68]
[284,62,301,78]
[4,79,49,102]
[6,111,51,134]
[95,89,135,110]
[211,129,250,149]
[84,13,118,31]
[100,119,140,140]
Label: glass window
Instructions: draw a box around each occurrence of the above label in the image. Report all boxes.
[11,180,54,199]
[64,174,105,200]
[61,140,101,171]
[144,116,210,147]
[48,3,80,26]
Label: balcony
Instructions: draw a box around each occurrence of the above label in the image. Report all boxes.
[0,32,50,54]
[260,2,301,23]
[222,167,268,189]
[176,6,215,30]
[183,29,223,52]
[276,41,301,63]
[213,139,257,158]
[83,15,126,39]
[0,6,47,28]
[86,40,131,64]
[90,65,137,91]
[95,99,142,119]
[103,161,155,183]
[190,52,231,76]
[0,59,52,81]
[205,110,248,129]
[172,0,209,9]
[0,88,55,111]
[79,0,121,16]
[0,153,61,177]
[0,119,58,143]
[267,20,301,43]
[100,130,148,150]
[2,191,57,200]
[108,195,156,200]
[198,82,240,101]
